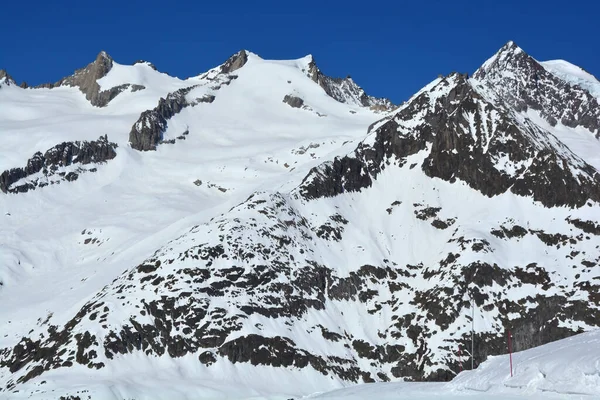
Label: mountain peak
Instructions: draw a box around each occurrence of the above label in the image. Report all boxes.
[220,50,249,74]
[473,40,600,135]
[96,50,112,62]
[474,40,529,79]
[0,69,16,86]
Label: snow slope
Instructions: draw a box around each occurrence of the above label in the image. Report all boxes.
[452,328,600,397]
[311,329,600,399]
[542,59,600,100]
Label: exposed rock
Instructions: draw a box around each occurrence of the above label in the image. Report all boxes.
[129,86,198,151]
[283,94,304,108]
[220,50,248,74]
[300,72,600,208]
[303,56,394,111]
[0,69,16,86]
[129,73,233,151]
[0,135,117,194]
[32,52,146,107]
[474,41,600,135]
[49,51,116,107]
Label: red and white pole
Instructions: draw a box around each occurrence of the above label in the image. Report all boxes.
[507,330,513,377]
[458,344,463,373]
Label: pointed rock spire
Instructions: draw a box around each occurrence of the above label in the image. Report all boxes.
[473,41,600,134]
[44,50,117,106]
[473,40,536,80]
[220,50,248,74]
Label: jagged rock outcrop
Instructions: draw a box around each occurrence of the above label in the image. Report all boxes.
[220,50,248,74]
[0,135,117,194]
[474,41,600,135]
[301,71,600,208]
[33,51,146,107]
[305,56,394,111]
[129,67,235,151]
[0,70,16,86]
[129,86,196,151]
[283,94,304,108]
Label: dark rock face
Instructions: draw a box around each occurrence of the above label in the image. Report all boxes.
[129,86,197,151]
[0,135,117,194]
[220,50,248,74]
[33,52,146,107]
[301,72,600,208]
[38,51,117,107]
[474,41,600,135]
[304,56,394,111]
[283,94,304,108]
[129,67,233,151]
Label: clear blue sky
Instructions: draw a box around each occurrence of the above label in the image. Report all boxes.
[1,0,598,104]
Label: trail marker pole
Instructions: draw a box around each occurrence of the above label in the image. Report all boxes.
[458,344,463,373]
[507,330,513,377]
[471,297,474,370]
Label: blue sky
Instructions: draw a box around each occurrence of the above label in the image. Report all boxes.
[1,0,598,103]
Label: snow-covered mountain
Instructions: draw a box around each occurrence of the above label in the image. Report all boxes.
[1,41,600,399]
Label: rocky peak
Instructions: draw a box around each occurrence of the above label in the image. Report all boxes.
[0,69,16,86]
[220,50,249,74]
[301,71,600,208]
[473,41,600,135]
[34,50,119,107]
[473,41,530,79]
[302,55,394,111]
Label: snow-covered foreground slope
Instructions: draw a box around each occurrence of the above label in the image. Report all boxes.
[5,330,599,399]
[1,42,600,399]
[312,329,600,399]
[452,328,600,397]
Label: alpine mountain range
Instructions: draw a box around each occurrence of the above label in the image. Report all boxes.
[1,41,600,399]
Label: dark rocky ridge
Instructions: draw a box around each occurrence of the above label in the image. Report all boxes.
[0,135,117,194]
[305,56,394,111]
[474,41,600,136]
[128,53,240,151]
[300,72,600,208]
[129,86,199,151]
[128,85,220,151]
